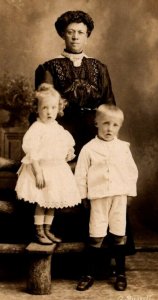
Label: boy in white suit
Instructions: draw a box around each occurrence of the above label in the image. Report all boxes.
[75,104,138,291]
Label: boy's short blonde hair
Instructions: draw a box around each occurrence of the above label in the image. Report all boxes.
[95,104,124,125]
[34,83,67,116]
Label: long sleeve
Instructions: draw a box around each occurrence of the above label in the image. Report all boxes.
[35,64,53,90]
[124,145,138,196]
[75,147,91,199]
[101,64,116,105]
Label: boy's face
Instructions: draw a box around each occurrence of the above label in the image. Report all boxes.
[38,95,59,124]
[97,113,123,142]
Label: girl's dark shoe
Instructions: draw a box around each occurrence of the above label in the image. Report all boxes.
[35,225,53,245]
[76,275,94,291]
[114,274,127,291]
[44,225,62,243]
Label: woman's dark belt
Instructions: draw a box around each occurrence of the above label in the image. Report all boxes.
[80,107,96,112]
[63,105,96,119]
[80,107,96,113]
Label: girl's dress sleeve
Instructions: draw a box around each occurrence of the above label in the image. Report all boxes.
[21,123,42,163]
[75,146,91,199]
[64,130,76,161]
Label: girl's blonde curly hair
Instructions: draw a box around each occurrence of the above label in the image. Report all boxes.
[34,83,68,117]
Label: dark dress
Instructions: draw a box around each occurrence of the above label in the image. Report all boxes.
[35,56,115,155]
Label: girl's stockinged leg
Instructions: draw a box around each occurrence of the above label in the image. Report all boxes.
[34,204,46,225]
[34,204,52,245]
[44,208,55,225]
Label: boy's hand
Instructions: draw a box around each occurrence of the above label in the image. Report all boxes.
[35,172,45,189]
[82,198,90,209]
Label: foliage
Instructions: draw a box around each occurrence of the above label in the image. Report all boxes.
[0,73,35,113]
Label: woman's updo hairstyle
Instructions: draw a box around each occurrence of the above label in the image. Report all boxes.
[55,10,94,38]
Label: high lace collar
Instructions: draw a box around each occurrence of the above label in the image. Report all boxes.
[61,50,87,67]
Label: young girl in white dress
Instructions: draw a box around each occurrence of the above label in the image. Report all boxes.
[15,83,81,245]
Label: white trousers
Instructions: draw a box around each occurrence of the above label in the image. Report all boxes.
[89,195,127,238]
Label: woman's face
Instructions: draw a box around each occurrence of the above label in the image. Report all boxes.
[63,22,88,53]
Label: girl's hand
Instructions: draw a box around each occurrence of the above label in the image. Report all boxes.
[35,172,45,189]
[31,160,45,189]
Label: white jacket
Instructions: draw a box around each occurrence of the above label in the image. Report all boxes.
[75,136,138,200]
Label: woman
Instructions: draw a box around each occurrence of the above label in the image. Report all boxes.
[35,10,115,156]
[34,10,135,291]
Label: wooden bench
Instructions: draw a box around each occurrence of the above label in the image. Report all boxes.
[26,241,86,294]
[26,242,57,294]
[0,243,56,294]
[0,241,86,295]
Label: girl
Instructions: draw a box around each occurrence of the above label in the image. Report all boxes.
[15,83,81,245]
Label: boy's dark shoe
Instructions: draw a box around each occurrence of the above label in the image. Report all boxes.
[114,274,127,291]
[76,275,94,291]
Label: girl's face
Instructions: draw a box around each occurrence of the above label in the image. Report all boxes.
[97,113,122,142]
[63,22,88,53]
[38,95,59,124]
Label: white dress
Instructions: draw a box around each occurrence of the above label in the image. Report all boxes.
[15,119,81,208]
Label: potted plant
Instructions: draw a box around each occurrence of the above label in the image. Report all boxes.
[0,73,35,127]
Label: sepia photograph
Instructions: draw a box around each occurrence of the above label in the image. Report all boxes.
[0,0,157,299]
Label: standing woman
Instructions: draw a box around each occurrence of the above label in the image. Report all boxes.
[34,10,115,156]
[34,10,135,290]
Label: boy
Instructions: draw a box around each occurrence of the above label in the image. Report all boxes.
[75,104,138,291]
